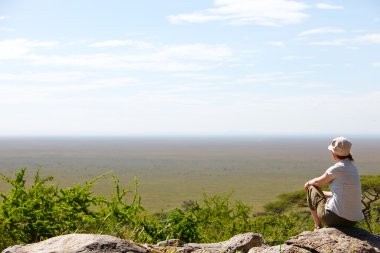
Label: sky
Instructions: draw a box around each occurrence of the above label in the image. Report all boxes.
[0,0,379,137]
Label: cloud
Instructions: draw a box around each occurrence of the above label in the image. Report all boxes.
[14,43,232,72]
[315,3,343,10]
[302,82,332,88]
[0,71,87,82]
[168,0,309,26]
[308,39,346,46]
[0,77,138,105]
[28,54,211,72]
[269,41,285,46]
[0,27,15,32]
[312,63,332,68]
[299,27,345,36]
[0,39,59,59]
[168,13,223,24]
[283,55,297,60]
[89,40,153,49]
[372,62,380,68]
[355,34,380,44]
[45,80,135,93]
[235,71,312,86]
[0,37,233,73]
[161,44,232,61]
[306,33,380,47]
[0,16,6,20]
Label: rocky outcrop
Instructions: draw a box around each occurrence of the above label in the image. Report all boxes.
[2,233,262,253]
[2,228,379,253]
[1,234,149,253]
[182,232,263,252]
[251,227,380,253]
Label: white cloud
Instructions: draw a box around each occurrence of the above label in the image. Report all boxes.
[169,13,223,24]
[299,27,344,36]
[161,44,232,61]
[28,53,211,72]
[0,27,15,32]
[0,16,6,20]
[306,33,380,47]
[0,39,30,59]
[312,63,332,68]
[283,55,296,60]
[18,43,232,72]
[0,37,232,72]
[0,77,138,105]
[168,0,309,26]
[302,82,332,88]
[89,40,153,49]
[355,34,380,44]
[269,41,285,46]
[0,39,59,59]
[309,39,346,46]
[45,81,133,93]
[372,62,380,68]
[235,71,311,86]
[0,71,87,82]
[315,3,343,10]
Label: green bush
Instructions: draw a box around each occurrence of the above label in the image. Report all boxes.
[0,169,143,250]
[0,169,379,251]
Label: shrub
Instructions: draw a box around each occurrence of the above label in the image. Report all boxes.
[1,169,378,251]
[0,169,143,250]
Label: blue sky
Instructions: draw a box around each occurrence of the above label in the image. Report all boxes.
[0,0,379,136]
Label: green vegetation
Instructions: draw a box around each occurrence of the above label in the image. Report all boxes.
[0,169,379,251]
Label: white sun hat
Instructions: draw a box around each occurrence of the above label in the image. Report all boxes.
[328,137,352,156]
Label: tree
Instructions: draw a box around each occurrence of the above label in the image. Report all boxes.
[361,175,380,232]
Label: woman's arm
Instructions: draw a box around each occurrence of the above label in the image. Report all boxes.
[323,191,332,198]
[304,172,334,190]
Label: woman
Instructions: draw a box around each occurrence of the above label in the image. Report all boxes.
[304,137,364,230]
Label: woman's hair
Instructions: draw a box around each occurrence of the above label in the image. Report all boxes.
[336,153,354,161]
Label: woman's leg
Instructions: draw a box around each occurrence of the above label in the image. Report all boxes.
[307,186,326,229]
[321,210,357,227]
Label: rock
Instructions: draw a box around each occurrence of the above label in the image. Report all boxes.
[250,227,380,253]
[156,238,184,247]
[249,244,310,253]
[2,233,262,253]
[1,234,149,253]
[183,232,263,253]
[2,228,379,253]
[286,227,380,253]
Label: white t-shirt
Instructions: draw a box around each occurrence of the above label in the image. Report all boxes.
[325,159,364,221]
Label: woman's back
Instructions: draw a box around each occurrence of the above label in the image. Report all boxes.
[325,159,364,221]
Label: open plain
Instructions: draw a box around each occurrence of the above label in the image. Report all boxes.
[0,136,379,212]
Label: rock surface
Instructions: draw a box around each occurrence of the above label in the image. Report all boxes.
[251,227,380,253]
[2,228,380,253]
[183,232,263,252]
[1,234,149,253]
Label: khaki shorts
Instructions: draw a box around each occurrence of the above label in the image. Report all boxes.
[307,186,356,227]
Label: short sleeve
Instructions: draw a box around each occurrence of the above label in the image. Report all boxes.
[325,163,343,179]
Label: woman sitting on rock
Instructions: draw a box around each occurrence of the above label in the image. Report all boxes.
[304,137,364,231]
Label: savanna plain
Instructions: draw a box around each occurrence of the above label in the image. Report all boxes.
[0,136,379,213]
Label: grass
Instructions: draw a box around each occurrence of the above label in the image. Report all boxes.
[0,137,379,212]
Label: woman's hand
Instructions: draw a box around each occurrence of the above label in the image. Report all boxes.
[304,172,334,191]
[304,181,312,190]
